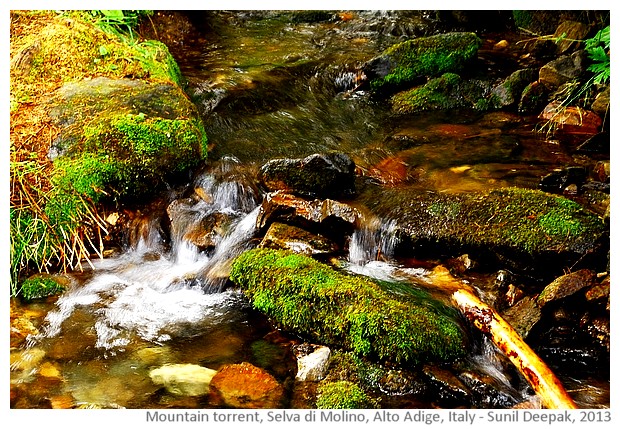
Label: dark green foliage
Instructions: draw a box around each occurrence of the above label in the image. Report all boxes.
[315,381,373,409]
[229,248,467,366]
[20,276,65,301]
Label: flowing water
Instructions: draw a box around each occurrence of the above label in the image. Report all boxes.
[11,11,609,409]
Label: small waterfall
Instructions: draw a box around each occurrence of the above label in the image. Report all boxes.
[349,217,399,264]
[346,216,401,281]
[31,156,262,351]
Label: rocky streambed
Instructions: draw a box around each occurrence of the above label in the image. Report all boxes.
[10,10,609,409]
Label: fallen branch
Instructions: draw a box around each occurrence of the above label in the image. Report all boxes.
[452,289,577,409]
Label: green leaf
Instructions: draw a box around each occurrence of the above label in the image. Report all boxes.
[585,25,610,51]
[98,45,108,56]
[100,10,125,20]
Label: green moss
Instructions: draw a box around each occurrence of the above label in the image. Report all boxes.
[55,113,208,201]
[20,276,65,301]
[391,73,492,114]
[133,40,185,87]
[370,32,481,93]
[230,248,467,366]
[372,187,606,270]
[512,11,533,30]
[391,73,463,113]
[315,381,373,409]
[52,152,123,202]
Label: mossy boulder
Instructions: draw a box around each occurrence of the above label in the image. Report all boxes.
[48,77,207,203]
[391,69,538,114]
[391,73,489,114]
[11,12,183,104]
[229,248,467,366]
[19,274,69,301]
[14,12,208,204]
[365,32,482,95]
[368,187,607,274]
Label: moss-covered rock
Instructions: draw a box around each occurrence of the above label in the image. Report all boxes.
[391,68,538,114]
[365,32,482,95]
[391,73,489,114]
[49,77,207,202]
[19,274,68,301]
[230,248,467,366]
[368,187,607,274]
[315,380,374,409]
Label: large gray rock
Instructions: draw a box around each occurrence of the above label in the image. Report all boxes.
[539,50,589,90]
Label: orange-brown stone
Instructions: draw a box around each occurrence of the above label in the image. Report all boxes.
[209,362,284,408]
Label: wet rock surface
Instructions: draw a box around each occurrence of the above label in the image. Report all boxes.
[366,187,607,275]
[256,191,361,244]
[259,152,356,199]
[260,222,338,255]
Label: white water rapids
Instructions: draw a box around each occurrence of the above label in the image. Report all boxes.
[30,157,261,351]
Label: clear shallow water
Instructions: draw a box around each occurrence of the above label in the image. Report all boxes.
[11,11,608,409]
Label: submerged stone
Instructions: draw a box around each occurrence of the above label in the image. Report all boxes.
[365,32,482,94]
[230,248,468,366]
[149,363,217,396]
[209,362,284,408]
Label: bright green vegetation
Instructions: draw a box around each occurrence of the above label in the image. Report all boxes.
[230,248,467,366]
[369,32,481,93]
[19,276,66,301]
[585,25,610,85]
[60,113,208,201]
[315,381,374,409]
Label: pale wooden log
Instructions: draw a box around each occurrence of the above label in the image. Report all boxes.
[452,288,578,409]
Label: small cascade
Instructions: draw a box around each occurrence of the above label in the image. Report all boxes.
[466,336,530,407]
[29,156,262,352]
[348,216,399,271]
